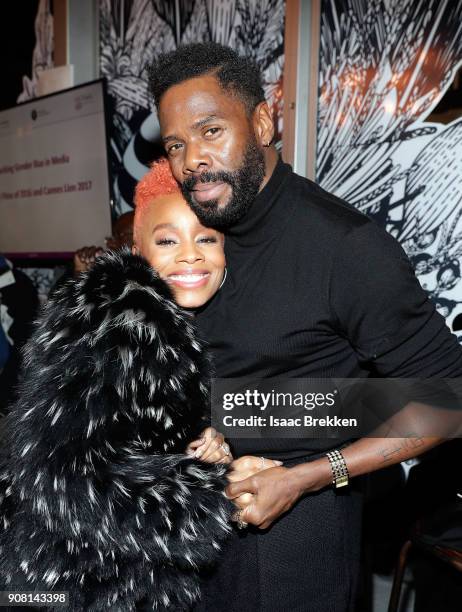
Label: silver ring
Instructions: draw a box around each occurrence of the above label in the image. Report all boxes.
[260,456,266,469]
[232,510,248,529]
[220,443,230,456]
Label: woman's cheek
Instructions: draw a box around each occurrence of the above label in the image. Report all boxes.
[149,252,171,279]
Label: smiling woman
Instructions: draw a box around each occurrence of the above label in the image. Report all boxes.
[133,158,226,309]
[0,247,233,611]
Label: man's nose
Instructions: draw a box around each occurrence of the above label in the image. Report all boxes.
[182,142,211,176]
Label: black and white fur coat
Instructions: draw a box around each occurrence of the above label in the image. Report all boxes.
[0,250,232,611]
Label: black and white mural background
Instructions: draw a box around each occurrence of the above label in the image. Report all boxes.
[99,0,285,215]
[317,0,462,331]
[19,0,462,320]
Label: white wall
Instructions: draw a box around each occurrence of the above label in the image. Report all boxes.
[68,0,99,85]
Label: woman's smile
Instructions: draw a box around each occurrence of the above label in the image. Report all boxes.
[167,268,211,288]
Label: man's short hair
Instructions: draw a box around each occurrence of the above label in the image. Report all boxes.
[149,42,265,114]
[133,158,181,242]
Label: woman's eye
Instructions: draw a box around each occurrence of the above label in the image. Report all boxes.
[156,238,176,246]
[197,236,218,244]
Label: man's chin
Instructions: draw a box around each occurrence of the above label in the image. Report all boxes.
[182,184,249,229]
[182,192,229,225]
[189,199,227,228]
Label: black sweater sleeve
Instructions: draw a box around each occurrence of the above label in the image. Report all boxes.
[329,221,462,377]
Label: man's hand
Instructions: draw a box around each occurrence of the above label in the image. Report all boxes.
[228,456,283,482]
[226,460,331,529]
[227,455,283,507]
[185,427,233,464]
[226,466,303,529]
[73,246,104,275]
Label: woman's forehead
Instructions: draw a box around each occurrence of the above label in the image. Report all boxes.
[145,194,218,233]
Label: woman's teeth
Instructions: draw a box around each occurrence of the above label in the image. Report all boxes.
[169,273,208,281]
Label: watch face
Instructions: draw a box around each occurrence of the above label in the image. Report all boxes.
[335,474,349,488]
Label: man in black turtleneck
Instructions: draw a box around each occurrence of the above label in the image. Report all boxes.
[149,44,462,612]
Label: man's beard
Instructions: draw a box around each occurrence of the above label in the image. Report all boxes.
[181,139,266,230]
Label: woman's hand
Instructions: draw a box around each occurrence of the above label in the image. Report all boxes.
[185,427,233,464]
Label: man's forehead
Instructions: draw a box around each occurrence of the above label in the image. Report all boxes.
[161,74,223,102]
[161,83,223,119]
[158,75,246,130]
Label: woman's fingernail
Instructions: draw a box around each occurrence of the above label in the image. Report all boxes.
[275,460,283,466]
[195,450,203,458]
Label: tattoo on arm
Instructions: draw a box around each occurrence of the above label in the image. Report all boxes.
[379,433,425,465]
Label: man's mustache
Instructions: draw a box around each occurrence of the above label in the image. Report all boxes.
[183,171,234,192]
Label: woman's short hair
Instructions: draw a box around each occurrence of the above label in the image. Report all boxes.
[133,158,181,241]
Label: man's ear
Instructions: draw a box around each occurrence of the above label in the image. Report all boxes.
[253,101,275,147]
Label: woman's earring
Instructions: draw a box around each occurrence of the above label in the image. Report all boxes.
[219,267,228,290]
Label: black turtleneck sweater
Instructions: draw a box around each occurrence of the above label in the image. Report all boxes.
[196,159,462,458]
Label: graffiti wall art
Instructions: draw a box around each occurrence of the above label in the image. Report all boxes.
[16,0,54,105]
[317,0,462,330]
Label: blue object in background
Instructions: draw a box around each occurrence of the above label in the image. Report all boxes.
[0,325,9,371]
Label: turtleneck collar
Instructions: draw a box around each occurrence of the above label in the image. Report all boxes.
[224,157,293,244]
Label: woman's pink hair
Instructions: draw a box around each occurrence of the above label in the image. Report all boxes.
[133,158,182,241]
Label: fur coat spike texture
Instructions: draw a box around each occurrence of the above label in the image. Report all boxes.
[0,250,233,611]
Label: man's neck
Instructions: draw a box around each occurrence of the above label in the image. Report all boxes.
[259,147,279,193]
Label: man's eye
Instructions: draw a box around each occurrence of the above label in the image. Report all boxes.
[167,143,182,154]
[204,127,221,137]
